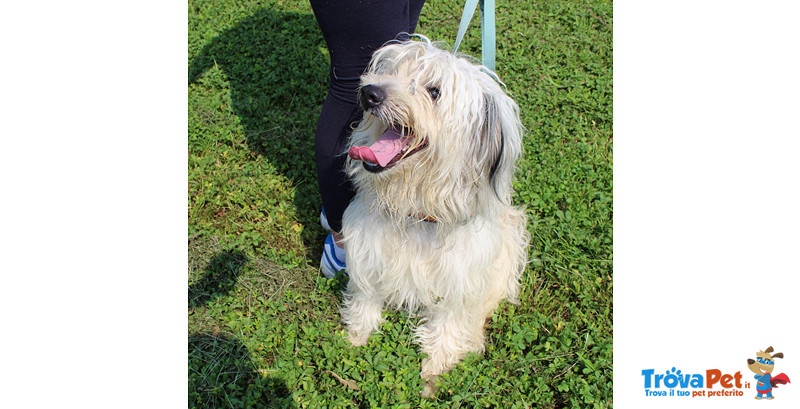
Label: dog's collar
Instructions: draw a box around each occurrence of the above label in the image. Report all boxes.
[409,212,437,223]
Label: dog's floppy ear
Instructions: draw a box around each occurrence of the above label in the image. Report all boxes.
[476,91,523,203]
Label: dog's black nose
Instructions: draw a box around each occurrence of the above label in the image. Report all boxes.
[360,84,385,109]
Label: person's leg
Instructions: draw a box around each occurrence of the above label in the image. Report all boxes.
[311,0,425,276]
[311,0,426,234]
[409,0,425,34]
[314,91,359,239]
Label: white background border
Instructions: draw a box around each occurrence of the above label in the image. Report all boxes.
[1,1,186,407]
[615,0,799,407]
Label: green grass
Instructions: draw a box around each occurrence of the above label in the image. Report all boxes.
[188,0,612,407]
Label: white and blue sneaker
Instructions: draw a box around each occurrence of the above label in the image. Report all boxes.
[320,233,346,278]
[320,209,346,278]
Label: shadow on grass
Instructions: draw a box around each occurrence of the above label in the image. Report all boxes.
[189,8,329,259]
[188,244,298,407]
[189,250,249,308]
[189,334,295,408]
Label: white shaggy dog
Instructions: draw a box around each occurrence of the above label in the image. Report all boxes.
[341,35,530,396]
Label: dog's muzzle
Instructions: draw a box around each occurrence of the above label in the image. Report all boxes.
[352,84,428,173]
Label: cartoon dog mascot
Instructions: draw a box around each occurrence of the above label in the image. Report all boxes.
[747,346,791,399]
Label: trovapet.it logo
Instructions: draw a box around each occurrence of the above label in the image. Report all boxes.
[641,367,747,398]
[640,345,792,400]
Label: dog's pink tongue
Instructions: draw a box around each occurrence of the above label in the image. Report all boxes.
[348,127,410,167]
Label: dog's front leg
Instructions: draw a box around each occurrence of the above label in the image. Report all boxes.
[340,286,384,347]
[416,307,487,396]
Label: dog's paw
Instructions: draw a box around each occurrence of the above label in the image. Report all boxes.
[346,331,369,347]
[420,375,439,398]
[420,356,449,380]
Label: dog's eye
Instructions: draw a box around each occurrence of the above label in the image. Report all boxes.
[426,87,440,101]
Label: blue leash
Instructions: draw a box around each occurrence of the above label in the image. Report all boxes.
[453,0,496,71]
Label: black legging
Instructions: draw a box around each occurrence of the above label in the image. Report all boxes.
[310,0,426,233]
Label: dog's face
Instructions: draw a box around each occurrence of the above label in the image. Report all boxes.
[747,347,783,375]
[347,37,523,224]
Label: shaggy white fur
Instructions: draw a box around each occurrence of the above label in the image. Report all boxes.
[340,35,530,397]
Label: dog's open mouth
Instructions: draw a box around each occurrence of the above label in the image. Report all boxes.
[348,125,427,173]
